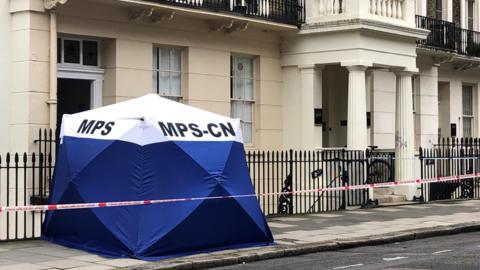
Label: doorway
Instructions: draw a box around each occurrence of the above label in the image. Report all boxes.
[56,78,92,133]
[438,82,450,138]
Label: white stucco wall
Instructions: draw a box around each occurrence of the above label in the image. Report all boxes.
[371,70,396,149]
[438,64,480,138]
[415,57,439,148]
[7,0,286,151]
[0,0,11,153]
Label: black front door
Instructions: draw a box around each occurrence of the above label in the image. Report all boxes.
[56,78,92,134]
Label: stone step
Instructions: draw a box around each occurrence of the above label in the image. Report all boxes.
[375,194,407,204]
[374,187,394,196]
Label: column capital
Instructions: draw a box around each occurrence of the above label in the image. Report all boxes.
[345,65,368,72]
[44,0,68,10]
[341,60,372,70]
[394,70,416,77]
[298,64,316,70]
[391,67,418,76]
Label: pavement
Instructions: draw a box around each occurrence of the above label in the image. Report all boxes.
[0,200,479,270]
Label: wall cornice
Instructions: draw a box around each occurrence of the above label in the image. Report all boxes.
[297,18,430,41]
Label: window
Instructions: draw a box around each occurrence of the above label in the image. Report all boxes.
[57,37,99,67]
[412,75,417,113]
[435,0,443,20]
[152,47,182,102]
[468,0,474,30]
[463,85,474,137]
[231,56,254,144]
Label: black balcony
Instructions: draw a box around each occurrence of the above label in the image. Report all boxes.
[416,15,480,58]
[146,0,305,26]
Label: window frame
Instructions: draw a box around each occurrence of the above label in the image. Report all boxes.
[435,0,443,20]
[152,46,184,102]
[462,84,474,137]
[230,54,255,145]
[57,36,101,68]
[412,75,418,114]
[467,0,475,30]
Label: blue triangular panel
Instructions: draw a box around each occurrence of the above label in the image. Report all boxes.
[173,141,233,174]
[221,142,273,237]
[42,183,132,257]
[136,142,216,251]
[138,185,273,259]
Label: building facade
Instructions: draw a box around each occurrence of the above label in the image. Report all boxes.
[1,0,480,196]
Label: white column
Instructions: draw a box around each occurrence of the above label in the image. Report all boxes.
[394,71,416,199]
[403,0,417,27]
[475,0,480,31]
[444,0,453,22]
[417,65,439,148]
[461,0,466,29]
[344,0,370,18]
[299,65,320,150]
[305,0,320,23]
[346,65,368,150]
[417,0,427,16]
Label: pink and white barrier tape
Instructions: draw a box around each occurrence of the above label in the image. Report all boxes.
[1,172,479,212]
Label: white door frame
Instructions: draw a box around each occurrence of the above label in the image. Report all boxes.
[57,67,104,109]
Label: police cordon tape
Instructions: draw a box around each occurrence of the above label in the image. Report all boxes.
[369,156,480,161]
[1,172,479,213]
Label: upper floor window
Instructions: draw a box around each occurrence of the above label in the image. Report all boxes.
[468,0,474,30]
[57,37,99,67]
[153,47,182,102]
[435,0,443,20]
[231,55,254,144]
[412,75,418,113]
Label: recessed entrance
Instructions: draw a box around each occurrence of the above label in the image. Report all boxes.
[56,78,92,132]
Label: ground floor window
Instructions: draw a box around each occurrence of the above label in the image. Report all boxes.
[57,37,100,67]
[231,55,254,144]
[153,47,182,102]
[463,85,474,137]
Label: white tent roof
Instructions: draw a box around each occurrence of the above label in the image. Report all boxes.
[60,94,243,146]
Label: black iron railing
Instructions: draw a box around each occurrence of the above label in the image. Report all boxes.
[420,137,480,202]
[147,0,305,26]
[0,152,53,242]
[246,149,367,216]
[416,15,480,58]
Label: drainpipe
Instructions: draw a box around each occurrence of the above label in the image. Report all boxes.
[47,9,57,130]
[44,0,67,130]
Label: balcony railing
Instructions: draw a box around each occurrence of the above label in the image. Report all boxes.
[146,0,305,26]
[308,0,416,27]
[416,15,480,58]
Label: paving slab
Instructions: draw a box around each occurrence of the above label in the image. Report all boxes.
[0,200,479,270]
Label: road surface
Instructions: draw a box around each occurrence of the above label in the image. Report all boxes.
[211,231,480,270]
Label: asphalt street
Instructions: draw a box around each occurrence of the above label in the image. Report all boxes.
[210,231,480,270]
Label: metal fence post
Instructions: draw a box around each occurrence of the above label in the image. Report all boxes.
[288,149,294,214]
[340,149,347,210]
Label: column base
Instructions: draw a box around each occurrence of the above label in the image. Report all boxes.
[393,185,421,201]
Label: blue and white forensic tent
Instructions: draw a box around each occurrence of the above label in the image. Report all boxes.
[42,94,273,260]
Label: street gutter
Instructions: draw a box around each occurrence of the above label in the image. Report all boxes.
[123,222,480,270]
